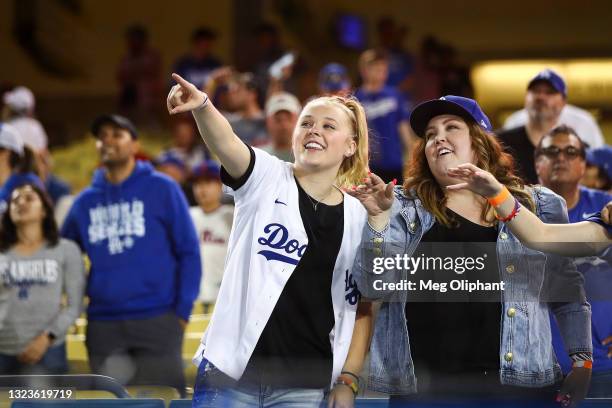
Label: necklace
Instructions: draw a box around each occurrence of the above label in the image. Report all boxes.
[305,185,339,211]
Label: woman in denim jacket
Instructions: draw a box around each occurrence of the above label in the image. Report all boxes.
[349,96,592,407]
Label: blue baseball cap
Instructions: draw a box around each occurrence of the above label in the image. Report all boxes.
[155,151,186,171]
[527,69,567,97]
[318,63,350,92]
[409,95,492,138]
[191,160,221,181]
[586,146,612,180]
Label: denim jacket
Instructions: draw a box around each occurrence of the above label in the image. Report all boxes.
[353,186,592,395]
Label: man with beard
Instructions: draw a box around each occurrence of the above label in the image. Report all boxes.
[497,69,567,185]
[535,125,612,398]
[61,114,200,396]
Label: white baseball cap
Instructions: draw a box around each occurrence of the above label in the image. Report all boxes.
[3,86,35,113]
[265,92,301,117]
[0,123,24,156]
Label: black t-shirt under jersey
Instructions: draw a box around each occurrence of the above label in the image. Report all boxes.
[222,146,344,388]
[404,210,501,386]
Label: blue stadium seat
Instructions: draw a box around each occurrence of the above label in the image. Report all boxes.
[168,400,191,408]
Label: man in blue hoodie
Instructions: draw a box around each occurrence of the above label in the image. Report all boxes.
[61,114,201,395]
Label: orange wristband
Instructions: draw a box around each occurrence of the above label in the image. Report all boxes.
[487,186,511,207]
[572,360,593,369]
[335,374,359,395]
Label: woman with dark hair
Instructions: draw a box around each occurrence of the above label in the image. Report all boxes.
[349,96,592,407]
[0,183,85,374]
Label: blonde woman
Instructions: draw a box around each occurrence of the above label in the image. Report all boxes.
[168,74,372,407]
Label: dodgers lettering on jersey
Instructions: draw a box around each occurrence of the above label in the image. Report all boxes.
[87,199,145,255]
[257,223,307,265]
[344,269,361,305]
[0,258,59,298]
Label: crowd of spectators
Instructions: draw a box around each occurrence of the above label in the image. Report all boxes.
[0,17,610,398]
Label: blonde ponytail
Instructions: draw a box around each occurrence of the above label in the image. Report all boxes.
[307,95,370,187]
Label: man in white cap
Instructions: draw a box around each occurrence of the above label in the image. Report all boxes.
[2,86,48,152]
[260,92,301,162]
[0,123,43,213]
[3,87,71,207]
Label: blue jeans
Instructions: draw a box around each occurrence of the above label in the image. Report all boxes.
[193,359,325,407]
[0,343,69,375]
[589,371,612,398]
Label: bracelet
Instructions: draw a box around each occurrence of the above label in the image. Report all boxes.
[487,186,511,207]
[341,370,360,384]
[494,197,521,223]
[570,352,593,362]
[335,375,358,396]
[194,94,210,111]
[572,360,593,369]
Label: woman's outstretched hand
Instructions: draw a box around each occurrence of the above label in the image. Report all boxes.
[446,163,504,198]
[345,172,395,216]
[167,73,208,115]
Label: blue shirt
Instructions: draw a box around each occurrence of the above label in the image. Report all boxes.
[385,49,415,89]
[172,55,222,90]
[354,87,410,172]
[551,186,612,374]
[568,187,611,223]
[45,174,71,205]
[61,161,201,321]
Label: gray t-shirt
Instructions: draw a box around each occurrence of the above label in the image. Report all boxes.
[0,238,85,354]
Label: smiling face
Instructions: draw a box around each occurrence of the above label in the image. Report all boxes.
[292,100,356,175]
[423,114,475,186]
[95,124,138,169]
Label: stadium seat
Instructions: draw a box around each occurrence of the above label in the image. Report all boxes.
[126,386,180,405]
[168,400,191,408]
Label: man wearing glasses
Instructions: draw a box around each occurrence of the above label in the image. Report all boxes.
[535,124,612,398]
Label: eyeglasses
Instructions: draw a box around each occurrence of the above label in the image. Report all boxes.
[536,146,585,160]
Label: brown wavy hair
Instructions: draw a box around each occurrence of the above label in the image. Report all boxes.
[403,121,535,227]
